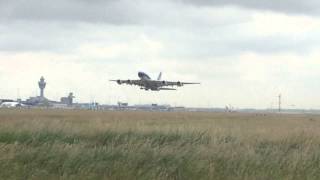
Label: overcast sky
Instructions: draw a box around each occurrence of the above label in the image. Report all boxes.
[1,0,320,109]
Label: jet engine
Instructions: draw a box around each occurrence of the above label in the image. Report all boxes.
[162,81,168,85]
[117,80,122,85]
[177,81,183,87]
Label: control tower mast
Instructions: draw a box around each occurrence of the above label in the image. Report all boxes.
[38,76,46,98]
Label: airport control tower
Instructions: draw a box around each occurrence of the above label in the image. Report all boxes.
[38,76,46,98]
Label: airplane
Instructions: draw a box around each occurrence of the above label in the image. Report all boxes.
[0,102,23,108]
[110,72,200,91]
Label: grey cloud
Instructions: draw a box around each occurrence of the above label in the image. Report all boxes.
[0,1,250,53]
[0,0,318,56]
[0,0,250,27]
[179,0,320,15]
[0,22,85,52]
[0,0,142,24]
[1,21,319,56]
[158,30,320,59]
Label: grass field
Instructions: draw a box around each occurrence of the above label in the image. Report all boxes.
[0,109,320,180]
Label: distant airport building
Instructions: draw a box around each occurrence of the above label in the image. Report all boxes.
[118,102,128,107]
[24,76,77,108]
[25,77,49,106]
[60,93,75,106]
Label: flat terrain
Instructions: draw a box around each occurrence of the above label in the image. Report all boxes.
[1,109,320,180]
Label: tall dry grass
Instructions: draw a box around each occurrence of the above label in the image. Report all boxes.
[0,109,320,179]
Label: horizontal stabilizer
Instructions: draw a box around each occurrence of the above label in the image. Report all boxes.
[159,88,176,90]
[182,82,201,85]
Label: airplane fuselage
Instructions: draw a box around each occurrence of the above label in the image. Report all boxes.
[138,72,160,91]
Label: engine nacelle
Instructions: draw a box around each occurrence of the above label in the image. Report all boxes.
[117,80,122,85]
[127,80,132,84]
[162,81,168,85]
[177,81,183,87]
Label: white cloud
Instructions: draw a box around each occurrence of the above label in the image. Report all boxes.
[249,13,320,36]
[179,0,320,16]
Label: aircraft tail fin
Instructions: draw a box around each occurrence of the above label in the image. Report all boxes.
[157,72,162,80]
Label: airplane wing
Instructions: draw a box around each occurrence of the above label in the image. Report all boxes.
[110,80,143,86]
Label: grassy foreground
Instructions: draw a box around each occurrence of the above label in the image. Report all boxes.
[0,109,320,180]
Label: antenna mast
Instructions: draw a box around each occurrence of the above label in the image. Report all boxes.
[278,94,281,112]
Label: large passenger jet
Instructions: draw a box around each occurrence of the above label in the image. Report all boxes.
[110,72,200,91]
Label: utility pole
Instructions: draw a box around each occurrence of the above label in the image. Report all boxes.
[278,94,281,112]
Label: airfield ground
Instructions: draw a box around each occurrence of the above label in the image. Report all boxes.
[0,109,320,179]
